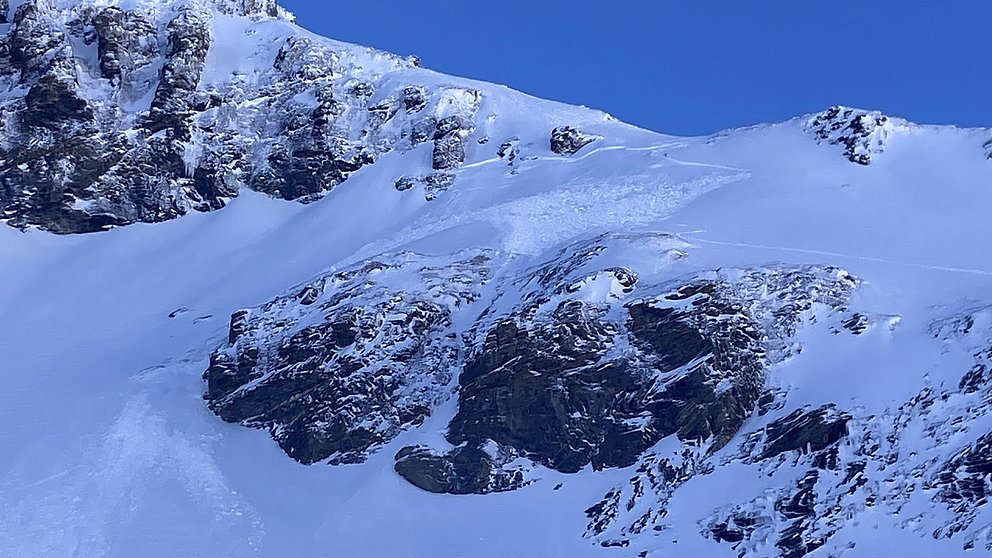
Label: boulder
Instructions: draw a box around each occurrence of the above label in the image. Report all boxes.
[551,126,596,155]
[394,445,527,495]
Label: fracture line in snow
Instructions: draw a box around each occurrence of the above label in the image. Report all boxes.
[683,234,992,276]
[657,155,750,172]
[458,141,691,171]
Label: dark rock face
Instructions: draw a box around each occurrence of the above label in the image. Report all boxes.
[390,235,856,493]
[203,229,857,504]
[23,73,93,129]
[235,0,280,17]
[585,447,711,543]
[432,115,472,170]
[204,252,492,465]
[807,106,890,165]
[1,2,104,232]
[984,138,992,160]
[551,125,596,155]
[775,470,825,558]
[933,431,992,508]
[1,4,218,233]
[9,3,73,81]
[393,445,528,495]
[710,513,761,544]
[403,85,427,112]
[693,311,992,557]
[147,9,211,134]
[0,3,481,233]
[445,289,766,476]
[451,302,633,473]
[960,363,987,394]
[441,267,853,482]
[92,7,159,87]
[394,176,417,192]
[761,406,851,460]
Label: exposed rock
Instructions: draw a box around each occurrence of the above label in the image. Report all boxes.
[389,234,857,494]
[146,9,211,135]
[204,252,492,465]
[444,265,854,481]
[424,172,454,200]
[9,2,75,82]
[806,106,891,165]
[932,431,992,508]
[450,301,634,473]
[432,133,465,170]
[586,447,711,543]
[410,116,437,146]
[775,470,825,558]
[761,406,851,460]
[214,0,280,17]
[984,138,992,159]
[403,85,427,112]
[841,313,869,334]
[394,176,417,192]
[551,125,596,155]
[959,364,987,394]
[394,445,528,495]
[0,5,482,233]
[23,74,93,129]
[497,138,519,164]
[92,7,159,87]
[432,115,472,170]
[584,488,622,538]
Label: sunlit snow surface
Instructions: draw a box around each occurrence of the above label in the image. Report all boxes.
[3,6,992,558]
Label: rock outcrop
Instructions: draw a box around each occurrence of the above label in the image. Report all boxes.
[389,235,857,492]
[204,251,492,465]
[0,1,481,232]
[202,230,858,496]
[806,106,892,165]
[551,125,596,155]
[393,445,528,495]
[760,406,852,460]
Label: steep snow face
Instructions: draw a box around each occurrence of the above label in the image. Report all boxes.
[3,2,992,558]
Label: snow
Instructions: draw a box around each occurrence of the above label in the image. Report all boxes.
[3,2,992,557]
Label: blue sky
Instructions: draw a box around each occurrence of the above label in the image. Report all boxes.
[280,1,991,136]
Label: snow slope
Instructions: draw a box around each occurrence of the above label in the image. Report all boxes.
[2,2,992,557]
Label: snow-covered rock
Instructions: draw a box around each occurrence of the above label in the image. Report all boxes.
[205,251,491,465]
[805,106,895,165]
[0,0,479,232]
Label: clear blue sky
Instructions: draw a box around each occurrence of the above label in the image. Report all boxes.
[280,0,991,136]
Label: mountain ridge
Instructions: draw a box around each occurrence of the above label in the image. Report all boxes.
[1,1,988,235]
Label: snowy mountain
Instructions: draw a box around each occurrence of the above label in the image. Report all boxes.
[2,1,992,557]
